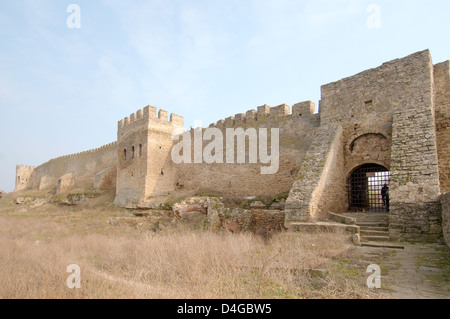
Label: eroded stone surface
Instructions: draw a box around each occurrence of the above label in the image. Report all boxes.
[350,244,450,299]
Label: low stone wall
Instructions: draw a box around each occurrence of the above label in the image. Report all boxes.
[288,222,360,236]
[441,192,450,246]
[327,212,356,225]
[389,201,442,242]
[171,197,286,238]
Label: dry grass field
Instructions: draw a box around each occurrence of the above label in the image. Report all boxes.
[0,190,382,299]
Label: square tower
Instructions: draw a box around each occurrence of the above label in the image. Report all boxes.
[113,105,184,208]
[15,165,35,191]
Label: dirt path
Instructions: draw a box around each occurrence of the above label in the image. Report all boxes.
[350,243,450,299]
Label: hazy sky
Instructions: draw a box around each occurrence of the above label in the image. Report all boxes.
[0,0,449,192]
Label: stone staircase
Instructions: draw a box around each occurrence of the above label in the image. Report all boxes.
[359,220,390,242]
[343,213,404,249]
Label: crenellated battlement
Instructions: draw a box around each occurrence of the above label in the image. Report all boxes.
[115,104,185,207]
[118,105,184,131]
[16,165,36,170]
[36,142,118,167]
[209,101,316,129]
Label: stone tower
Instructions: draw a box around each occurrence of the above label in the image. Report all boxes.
[113,105,184,208]
[15,165,35,191]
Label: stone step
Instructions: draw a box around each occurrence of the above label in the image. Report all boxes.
[359,226,389,232]
[358,220,389,225]
[352,215,389,220]
[357,222,389,228]
[287,222,359,235]
[361,230,389,237]
[360,241,405,249]
[361,235,391,242]
[343,213,389,221]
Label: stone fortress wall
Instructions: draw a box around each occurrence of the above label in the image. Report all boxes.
[174,101,320,200]
[15,49,449,241]
[16,142,118,194]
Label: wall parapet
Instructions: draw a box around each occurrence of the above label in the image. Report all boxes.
[321,50,431,92]
[16,165,36,170]
[208,101,316,129]
[36,141,118,168]
[118,105,184,130]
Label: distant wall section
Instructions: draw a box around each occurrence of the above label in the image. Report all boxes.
[28,142,117,192]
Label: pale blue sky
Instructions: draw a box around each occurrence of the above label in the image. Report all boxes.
[0,0,449,192]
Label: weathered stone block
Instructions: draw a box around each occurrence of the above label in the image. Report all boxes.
[269,104,290,116]
[93,167,116,191]
[352,233,361,246]
[39,175,57,190]
[292,101,315,117]
[56,173,75,194]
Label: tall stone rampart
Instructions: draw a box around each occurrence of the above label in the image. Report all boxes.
[174,102,320,199]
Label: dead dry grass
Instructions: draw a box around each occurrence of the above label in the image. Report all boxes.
[0,192,383,299]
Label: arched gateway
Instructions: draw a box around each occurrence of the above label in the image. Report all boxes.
[348,164,390,213]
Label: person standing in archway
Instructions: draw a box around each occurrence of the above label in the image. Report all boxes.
[381,184,389,211]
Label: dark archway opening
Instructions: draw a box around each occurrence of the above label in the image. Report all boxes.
[348,164,390,213]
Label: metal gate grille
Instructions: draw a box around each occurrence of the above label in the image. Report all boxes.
[348,164,390,212]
